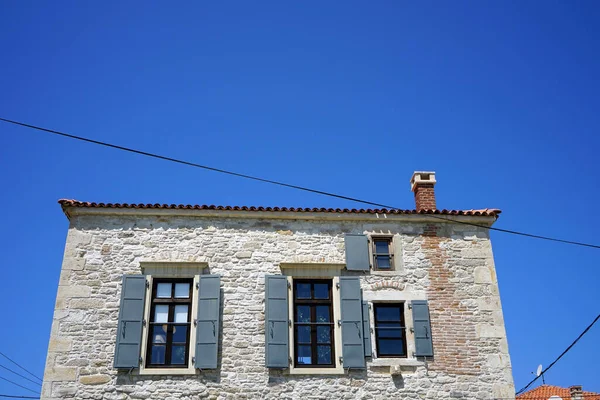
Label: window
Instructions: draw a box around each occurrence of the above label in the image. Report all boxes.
[372,237,393,270]
[146,279,193,368]
[293,280,335,367]
[374,303,407,358]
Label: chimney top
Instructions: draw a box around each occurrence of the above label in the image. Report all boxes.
[410,171,437,192]
[410,171,437,211]
[570,385,583,399]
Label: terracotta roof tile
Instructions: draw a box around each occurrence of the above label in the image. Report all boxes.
[517,384,600,399]
[58,199,501,217]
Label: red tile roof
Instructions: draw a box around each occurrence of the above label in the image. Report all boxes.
[517,385,600,400]
[58,199,501,217]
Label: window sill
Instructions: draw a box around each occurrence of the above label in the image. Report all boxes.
[369,358,423,368]
[370,270,404,276]
[138,367,197,376]
[287,366,345,375]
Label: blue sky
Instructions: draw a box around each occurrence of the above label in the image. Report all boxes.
[1,1,599,396]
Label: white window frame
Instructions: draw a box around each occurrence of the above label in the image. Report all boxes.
[367,233,404,275]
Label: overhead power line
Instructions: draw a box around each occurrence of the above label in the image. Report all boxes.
[0,395,39,399]
[0,353,41,383]
[516,312,600,395]
[0,366,40,387]
[1,116,600,250]
[0,376,39,395]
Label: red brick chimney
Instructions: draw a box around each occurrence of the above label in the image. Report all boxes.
[411,171,437,211]
[570,385,583,400]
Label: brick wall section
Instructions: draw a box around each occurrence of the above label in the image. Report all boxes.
[414,183,436,210]
[422,225,481,376]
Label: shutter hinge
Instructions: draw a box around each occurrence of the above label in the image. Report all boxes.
[337,319,342,327]
[339,356,343,364]
[336,282,340,289]
[194,319,198,327]
[289,357,292,365]
[139,357,143,364]
[410,327,414,333]
[146,280,150,289]
[287,281,291,289]
[196,282,200,290]
[142,319,146,327]
[408,302,412,309]
[192,356,196,364]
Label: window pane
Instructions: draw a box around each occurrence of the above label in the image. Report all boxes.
[317,346,332,364]
[378,339,405,356]
[376,255,391,269]
[375,240,390,254]
[156,283,171,298]
[152,325,167,343]
[296,305,310,323]
[297,345,312,365]
[316,306,330,323]
[297,326,311,344]
[150,345,165,364]
[171,345,186,365]
[154,305,169,323]
[174,283,190,298]
[376,306,401,322]
[174,305,188,323]
[313,283,329,299]
[377,328,403,338]
[295,283,311,299]
[172,325,188,343]
[317,326,331,344]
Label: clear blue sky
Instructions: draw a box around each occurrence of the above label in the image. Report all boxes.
[1,1,599,397]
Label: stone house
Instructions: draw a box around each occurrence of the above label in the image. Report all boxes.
[42,171,515,399]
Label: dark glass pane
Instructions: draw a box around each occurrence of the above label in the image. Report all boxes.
[376,255,391,269]
[152,325,167,344]
[150,345,165,364]
[171,345,186,364]
[297,326,311,344]
[297,345,312,364]
[316,306,330,323]
[374,240,390,254]
[317,346,332,364]
[375,306,401,322]
[296,305,311,323]
[172,325,188,343]
[377,328,403,338]
[317,326,331,343]
[313,283,329,299]
[378,339,405,356]
[296,283,311,299]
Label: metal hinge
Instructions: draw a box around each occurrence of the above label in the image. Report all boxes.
[145,280,150,289]
[288,320,292,327]
[337,319,342,327]
[139,357,143,364]
[196,282,200,290]
[410,327,414,333]
[408,302,412,310]
[192,356,196,363]
[339,356,343,364]
[287,281,291,289]
[142,319,146,327]
[336,282,340,289]
[194,319,198,327]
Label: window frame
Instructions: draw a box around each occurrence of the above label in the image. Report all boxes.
[139,275,199,376]
[292,279,335,368]
[371,236,394,271]
[373,303,408,358]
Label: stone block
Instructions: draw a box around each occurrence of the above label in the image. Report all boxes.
[477,324,505,338]
[474,266,493,284]
[80,374,111,385]
[48,337,72,352]
[44,367,77,382]
[57,285,91,298]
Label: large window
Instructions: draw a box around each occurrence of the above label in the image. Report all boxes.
[374,303,407,357]
[293,280,335,367]
[146,279,193,368]
[372,237,394,270]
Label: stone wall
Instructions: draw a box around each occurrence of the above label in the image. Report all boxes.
[42,212,514,399]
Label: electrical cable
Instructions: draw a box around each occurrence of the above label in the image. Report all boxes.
[0,353,41,383]
[516,313,600,395]
[0,376,39,395]
[1,116,599,250]
[0,366,40,387]
[0,395,39,399]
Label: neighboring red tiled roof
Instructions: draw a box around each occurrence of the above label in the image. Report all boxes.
[58,199,501,217]
[517,385,600,400]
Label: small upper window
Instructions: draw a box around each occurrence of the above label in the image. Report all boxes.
[146,279,193,368]
[372,237,393,270]
[374,303,407,358]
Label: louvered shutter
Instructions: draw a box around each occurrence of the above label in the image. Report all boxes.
[114,275,146,368]
[412,300,434,357]
[340,277,365,368]
[195,275,221,369]
[361,299,372,357]
[265,275,289,368]
[344,234,370,271]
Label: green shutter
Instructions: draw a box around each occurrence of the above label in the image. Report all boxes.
[345,234,370,271]
[412,300,434,357]
[340,277,366,368]
[362,299,372,357]
[114,275,146,368]
[265,275,289,368]
[195,275,221,369]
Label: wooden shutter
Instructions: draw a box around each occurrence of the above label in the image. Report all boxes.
[361,299,372,357]
[412,300,434,357]
[340,277,365,368]
[114,275,146,368]
[195,275,221,369]
[344,234,370,271]
[265,275,289,368]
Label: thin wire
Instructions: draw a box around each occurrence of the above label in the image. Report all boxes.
[0,366,40,387]
[0,395,39,399]
[0,377,39,395]
[1,116,600,250]
[0,353,41,383]
[516,313,600,395]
